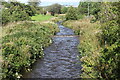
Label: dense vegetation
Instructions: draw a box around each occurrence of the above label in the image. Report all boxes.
[97,2,120,79]
[1,1,65,25]
[28,0,41,7]
[61,7,69,14]
[63,2,120,79]
[1,1,59,79]
[2,21,59,79]
[78,2,101,16]
[65,2,101,20]
[2,2,37,25]
[63,18,100,78]
[46,3,62,16]
[1,0,120,79]
[78,2,101,20]
[65,6,78,20]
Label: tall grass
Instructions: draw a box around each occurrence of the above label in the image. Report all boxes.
[63,18,101,78]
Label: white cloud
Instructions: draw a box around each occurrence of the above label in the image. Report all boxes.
[5,0,81,3]
[41,0,80,2]
[4,0,119,3]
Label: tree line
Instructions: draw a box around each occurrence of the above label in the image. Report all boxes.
[1,0,69,25]
[1,0,103,25]
[2,1,37,25]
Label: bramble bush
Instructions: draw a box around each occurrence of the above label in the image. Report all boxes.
[97,2,120,79]
[2,21,59,79]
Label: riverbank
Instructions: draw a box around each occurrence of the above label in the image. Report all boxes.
[63,18,101,78]
[2,21,59,79]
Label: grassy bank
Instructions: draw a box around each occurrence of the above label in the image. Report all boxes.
[2,21,59,79]
[31,14,64,23]
[31,14,53,21]
[63,18,101,78]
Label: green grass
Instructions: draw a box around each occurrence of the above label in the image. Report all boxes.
[31,14,53,21]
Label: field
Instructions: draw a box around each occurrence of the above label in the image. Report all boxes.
[31,14,54,21]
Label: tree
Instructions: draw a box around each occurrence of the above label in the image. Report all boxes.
[65,6,78,20]
[2,9,10,24]
[47,3,62,16]
[78,2,101,20]
[28,0,41,7]
[78,2,88,15]
[2,2,37,25]
[61,7,68,14]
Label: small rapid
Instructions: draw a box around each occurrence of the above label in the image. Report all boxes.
[23,22,81,78]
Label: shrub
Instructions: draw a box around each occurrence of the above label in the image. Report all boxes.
[61,7,68,14]
[97,2,120,79]
[65,6,78,20]
[2,21,59,79]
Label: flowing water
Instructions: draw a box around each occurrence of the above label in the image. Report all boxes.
[23,22,81,78]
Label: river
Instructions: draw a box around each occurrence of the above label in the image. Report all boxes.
[22,22,81,79]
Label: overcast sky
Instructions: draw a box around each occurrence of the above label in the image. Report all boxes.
[4,0,81,6]
[4,0,119,3]
[4,0,118,6]
[5,0,81,3]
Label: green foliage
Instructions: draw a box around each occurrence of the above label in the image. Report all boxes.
[35,7,46,14]
[2,21,59,79]
[23,5,37,16]
[2,2,37,25]
[78,2,101,20]
[28,0,41,7]
[63,19,101,78]
[2,9,10,24]
[46,3,62,15]
[77,2,120,79]
[78,2,88,15]
[65,6,78,20]
[101,21,119,45]
[61,7,68,14]
[63,2,120,78]
[98,42,120,79]
[76,2,120,79]
[77,14,85,19]
[97,2,120,79]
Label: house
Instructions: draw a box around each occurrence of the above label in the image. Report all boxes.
[46,11,52,15]
[0,5,3,9]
